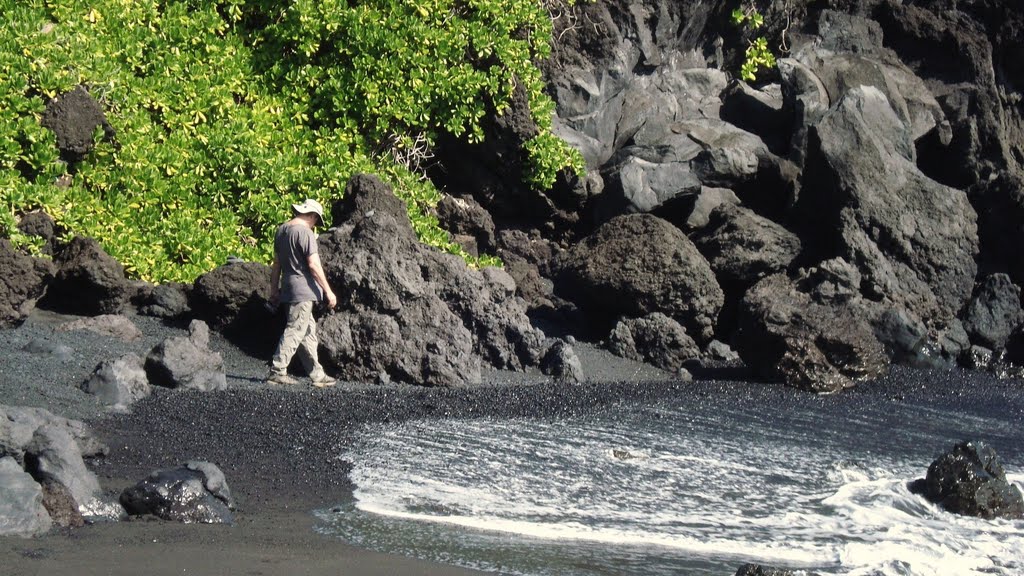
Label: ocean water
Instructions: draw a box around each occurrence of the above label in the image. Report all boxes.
[315,383,1024,575]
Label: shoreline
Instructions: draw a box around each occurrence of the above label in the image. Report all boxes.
[4,308,1024,575]
[1,307,683,576]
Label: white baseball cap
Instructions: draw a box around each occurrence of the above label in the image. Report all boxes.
[292,199,325,225]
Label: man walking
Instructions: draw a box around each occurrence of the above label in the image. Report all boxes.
[267,199,338,388]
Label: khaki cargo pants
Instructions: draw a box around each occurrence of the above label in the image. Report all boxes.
[270,301,328,380]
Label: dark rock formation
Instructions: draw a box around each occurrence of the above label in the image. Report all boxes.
[874,0,1024,186]
[433,80,590,235]
[144,320,227,391]
[909,441,1024,520]
[693,203,801,336]
[552,213,723,341]
[133,282,190,319]
[23,423,101,507]
[962,274,1024,351]
[798,84,978,333]
[734,565,796,576]
[0,239,55,328]
[190,260,280,357]
[16,210,61,255]
[735,274,888,393]
[0,404,108,462]
[81,354,151,410]
[974,172,1024,288]
[606,313,699,372]
[317,174,544,387]
[540,340,584,383]
[693,204,801,289]
[120,461,234,524]
[0,408,106,534]
[0,406,106,527]
[436,194,497,256]
[679,186,740,230]
[495,229,560,313]
[40,236,130,316]
[40,85,116,164]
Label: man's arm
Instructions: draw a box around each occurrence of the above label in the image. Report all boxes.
[269,256,282,306]
[307,253,337,309]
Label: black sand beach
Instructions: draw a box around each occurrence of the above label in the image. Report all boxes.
[1,307,680,575]
[5,306,1024,575]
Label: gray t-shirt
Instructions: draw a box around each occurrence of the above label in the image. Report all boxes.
[274,223,321,303]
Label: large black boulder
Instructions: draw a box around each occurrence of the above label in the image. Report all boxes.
[190,260,281,357]
[909,441,1024,520]
[0,239,55,328]
[38,236,129,316]
[734,565,796,576]
[552,213,723,342]
[962,274,1024,352]
[798,84,978,335]
[317,174,544,387]
[735,273,888,393]
[120,461,235,524]
[39,85,116,164]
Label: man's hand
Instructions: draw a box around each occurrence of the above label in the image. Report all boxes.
[325,289,338,310]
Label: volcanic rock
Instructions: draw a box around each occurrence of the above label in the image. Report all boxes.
[436,195,497,255]
[0,238,55,328]
[40,236,130,316]
[81,354,151,410]
[56,314,142,342]
[540,340,583,383]
[606,313,699,372]
[39,85,116,164]
[735,274,888,393]
[962,274,1024,352]
[552,213,723,342]
[39,477,85,528]
[734,565,796,576]
[692,203,801,289]
[134,282,190,319]
[317,174,544,387]
[0,404,108,461]
[798,85,978,332]
[120,461,235,524]
[16,210,60,256]
[909,441,1024,520]
[190,260,280,356]
[144,320,227,391]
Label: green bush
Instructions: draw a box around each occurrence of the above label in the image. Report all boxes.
[730,4,777,82]
[0,0,583,282]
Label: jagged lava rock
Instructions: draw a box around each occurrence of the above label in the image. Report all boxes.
[909,441,1024,520]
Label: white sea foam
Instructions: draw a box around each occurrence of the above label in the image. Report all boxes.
[331,401,1024,576]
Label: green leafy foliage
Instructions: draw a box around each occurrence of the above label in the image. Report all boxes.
[731,4,777,82]
[0,0,583,282]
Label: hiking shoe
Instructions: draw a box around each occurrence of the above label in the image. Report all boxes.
[311,375,337,388]
[267,372,300,386]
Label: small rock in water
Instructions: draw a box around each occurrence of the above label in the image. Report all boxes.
[734,564,796,576]
[908,440,1024,520]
